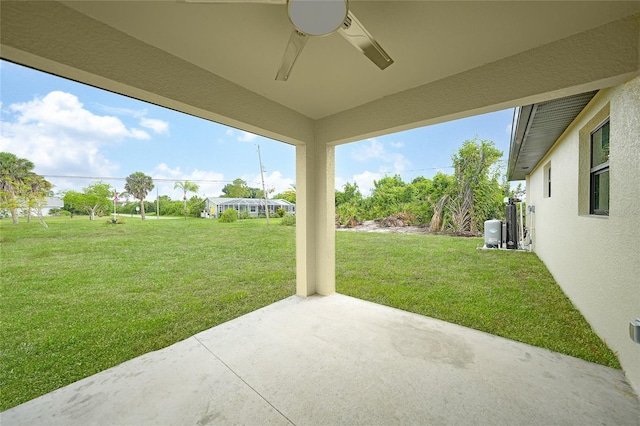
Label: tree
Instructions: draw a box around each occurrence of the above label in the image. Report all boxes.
[24,174,53,227]
[187,195,205,218]
[364,175,413,219]
[174,180,199,219]
[450,138,503,233]
[62,182,112,220]
[0,152,37,224]
[246,186,264,199]
[334,182,363,226]
[155,195,180,216]
[273,188,296,204]
[335,182,362,207]
[125,172,154,220]
[221,178,249,198]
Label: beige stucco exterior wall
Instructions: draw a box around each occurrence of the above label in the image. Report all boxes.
[526,76,640,393]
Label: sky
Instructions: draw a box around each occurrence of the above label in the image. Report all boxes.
[0,59,518,201]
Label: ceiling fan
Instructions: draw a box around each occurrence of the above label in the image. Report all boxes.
[183,0,394,81]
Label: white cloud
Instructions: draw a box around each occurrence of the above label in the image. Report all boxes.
[0,91,154,181]
[264,170,295,195]
[95,104,147,118]
[237,131,258,143]
[96,103,168,135]
[349,138,411,175]
[150,163,226,200]
[0,91,169,194]
[241,170,294,196]
[351,139,385,162]
[140,117,169,134]
[224,128,259,143]
[336,138,413,197]
[130,128,151,140]
[392,154,411,174]
[353,170,384,197]
[9,91,149,140]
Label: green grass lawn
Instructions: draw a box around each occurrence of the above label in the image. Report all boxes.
[1,216,296,410]
[336,231,619,369]
[0,217,619,410]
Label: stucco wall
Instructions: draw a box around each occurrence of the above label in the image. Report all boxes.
[526,76,640,393]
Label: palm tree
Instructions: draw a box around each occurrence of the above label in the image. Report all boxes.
[124,172,154,220]
[174,180,199,219]
[0,152,36,224]
[25,174,53,225]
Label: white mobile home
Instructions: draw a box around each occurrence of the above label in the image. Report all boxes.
[204,197,295,218]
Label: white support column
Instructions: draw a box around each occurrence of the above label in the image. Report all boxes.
[296,142,335,296]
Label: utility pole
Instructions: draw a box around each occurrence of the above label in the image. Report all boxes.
[113,189,118,218]
[257,144,270,225]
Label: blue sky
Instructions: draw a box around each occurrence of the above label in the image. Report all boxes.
[1,59,517,201]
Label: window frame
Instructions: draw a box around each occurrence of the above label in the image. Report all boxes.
[547,166,551,197]
[543,162,551,198]
[589,119,610,216]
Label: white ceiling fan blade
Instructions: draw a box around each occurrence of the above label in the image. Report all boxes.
[275,29,308,81]
[338,11,393,70]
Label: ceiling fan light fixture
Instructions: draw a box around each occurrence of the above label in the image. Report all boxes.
[288,0,348,36]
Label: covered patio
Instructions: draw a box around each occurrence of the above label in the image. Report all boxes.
[2,1,639,422]
[3,294,639,425]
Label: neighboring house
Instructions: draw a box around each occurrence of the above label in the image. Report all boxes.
[1,197,63,218]
[508,76,640,393]
[204,197,295,218]
[40,197,64,216]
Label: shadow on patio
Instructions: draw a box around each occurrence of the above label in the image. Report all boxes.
[3,294,639,425]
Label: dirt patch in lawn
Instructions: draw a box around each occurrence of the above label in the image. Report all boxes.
[336,219,481,238]
[337,220,431,235]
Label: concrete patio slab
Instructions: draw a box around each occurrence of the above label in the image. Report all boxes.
[3,294,639,425]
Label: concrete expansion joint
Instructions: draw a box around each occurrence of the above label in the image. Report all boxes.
[193,336,296,425]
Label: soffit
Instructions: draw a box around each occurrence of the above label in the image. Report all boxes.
[508,91,598,181]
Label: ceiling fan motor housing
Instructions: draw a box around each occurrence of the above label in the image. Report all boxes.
[288,0,349,36]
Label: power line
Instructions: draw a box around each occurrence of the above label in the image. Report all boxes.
[406,166,454,172]
[36,174,234,184]
[407,160,506,173]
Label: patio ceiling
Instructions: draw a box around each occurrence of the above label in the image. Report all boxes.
[2,1,639,146]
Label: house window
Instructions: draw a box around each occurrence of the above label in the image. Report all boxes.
[590,120,609,215]
[544,162,551,198]
[250,206,256,212]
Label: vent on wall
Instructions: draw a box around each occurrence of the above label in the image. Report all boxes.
[508,91,598,181]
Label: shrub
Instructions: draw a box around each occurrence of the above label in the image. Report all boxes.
[239,210,250,220]
[219,208,238,223]
[275,207,286,218]
[280,214,296,226]
[335,203,361,228]
[375,212,417,227]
